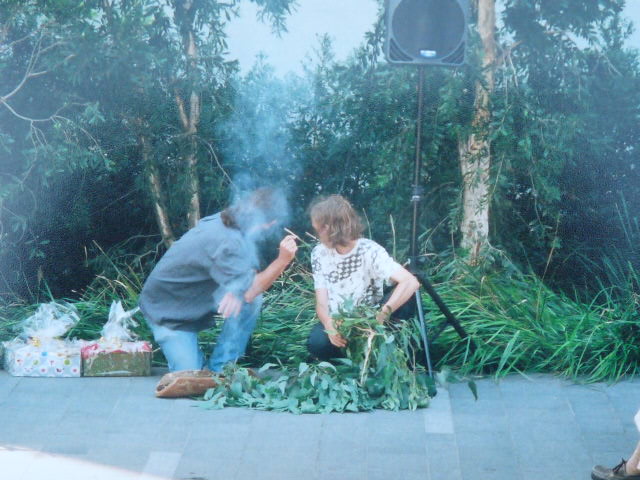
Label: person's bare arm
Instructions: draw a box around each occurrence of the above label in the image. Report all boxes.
[244,234,297,303]
[376,266,420,322]
[218,235,297,318]
[316,288,347,348]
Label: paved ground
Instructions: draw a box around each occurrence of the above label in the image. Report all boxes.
[0,368,638,480]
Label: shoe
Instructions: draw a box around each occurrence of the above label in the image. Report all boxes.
[592,459,640,480]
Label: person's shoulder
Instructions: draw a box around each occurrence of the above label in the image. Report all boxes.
[359,238,394,261]
[197,212,224,230]
[359,238,377,246]
[311,243,328,257]
[200,212,220,222]
[199,213,243,238]
[359,238,384,250]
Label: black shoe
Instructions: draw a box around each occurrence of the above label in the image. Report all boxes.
[592,459,640,480]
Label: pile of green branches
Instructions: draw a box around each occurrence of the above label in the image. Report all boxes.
[200,305,434,413]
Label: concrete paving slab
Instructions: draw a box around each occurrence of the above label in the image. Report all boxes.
[1,370,640,480]
[426,434,462,480]
[424,388,455,434]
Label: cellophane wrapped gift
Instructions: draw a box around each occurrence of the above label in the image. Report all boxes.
[3,302,82,377]
[81,301,152,377]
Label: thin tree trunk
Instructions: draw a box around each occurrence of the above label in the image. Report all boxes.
[175,3,201,229]
[459,0,496,265]
[176,89,201,228]
[140,133,175,248]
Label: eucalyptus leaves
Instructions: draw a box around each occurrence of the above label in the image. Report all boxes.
[201,307,435,413]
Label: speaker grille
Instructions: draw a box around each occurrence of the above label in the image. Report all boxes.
[389,39,414,62]
[441,42,465,65]
[385,0,468,66]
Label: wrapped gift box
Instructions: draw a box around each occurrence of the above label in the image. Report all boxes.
[81,341,152,377]
[3,339,82,377]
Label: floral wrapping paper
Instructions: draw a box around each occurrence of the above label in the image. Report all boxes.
[3,339,82,377]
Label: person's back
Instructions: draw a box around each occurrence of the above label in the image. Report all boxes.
[138,187,298,376]
[139,213,258,332]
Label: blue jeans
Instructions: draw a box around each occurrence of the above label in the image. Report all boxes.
[150,295,263,373]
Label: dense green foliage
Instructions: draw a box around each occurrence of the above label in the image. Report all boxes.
[1,0,639,300]
[1,1,639,398]
[0,0,295,298]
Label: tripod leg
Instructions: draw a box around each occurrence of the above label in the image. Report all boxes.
[415,290,433,377]
[414,271,475,352]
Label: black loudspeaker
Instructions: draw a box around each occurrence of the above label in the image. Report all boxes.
[385,0,469,66]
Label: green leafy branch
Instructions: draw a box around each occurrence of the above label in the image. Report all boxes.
[200,306,437,413]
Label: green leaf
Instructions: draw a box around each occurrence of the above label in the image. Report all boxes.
[317,361,336,370]
[259,363,278,373]
[467,380,478,401]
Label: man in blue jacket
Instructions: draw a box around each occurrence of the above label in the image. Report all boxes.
[139,188,297,373]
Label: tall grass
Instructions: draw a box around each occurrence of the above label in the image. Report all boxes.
[429,267,640,382]
[196,265,317,368]
[0,248,149,343]
[246,267,317,365]
[2,241,639,383]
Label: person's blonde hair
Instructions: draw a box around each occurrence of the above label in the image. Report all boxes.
[309,195,364,248]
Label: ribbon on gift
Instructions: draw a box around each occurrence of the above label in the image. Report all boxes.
[81,340,152,358]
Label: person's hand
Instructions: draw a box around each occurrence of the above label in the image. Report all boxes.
[277,234,298,264]
[328,332,347,348]
[375,304,393,324]
[325,325,347,348]
[217,292,242,319]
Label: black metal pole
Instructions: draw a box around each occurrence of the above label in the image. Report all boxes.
[410,67,434,376]
[411,67,425,262]
[409,68,474,369]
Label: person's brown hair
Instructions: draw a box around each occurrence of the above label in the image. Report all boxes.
[221,188,287,230]
[309,195,364,248]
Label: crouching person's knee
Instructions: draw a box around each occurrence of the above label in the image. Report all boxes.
[307,323,344,361]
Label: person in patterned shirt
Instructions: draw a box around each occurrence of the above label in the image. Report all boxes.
[307,195,420,361]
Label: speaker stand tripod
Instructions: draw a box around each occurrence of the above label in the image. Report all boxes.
[409,66,475,377]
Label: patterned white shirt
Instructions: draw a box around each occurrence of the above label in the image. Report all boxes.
[311,238,402,315]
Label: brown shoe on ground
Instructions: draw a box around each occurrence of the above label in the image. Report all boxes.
[155,370,221,398]
[592,459,640,480]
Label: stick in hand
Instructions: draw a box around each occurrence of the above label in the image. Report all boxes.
[283,227,302,241]
[283,227,316,248]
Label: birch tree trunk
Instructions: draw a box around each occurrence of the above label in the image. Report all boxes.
[459,0,496,264]
[140,132,175,248]
[175,87,201,229]
[175,0,201,229]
